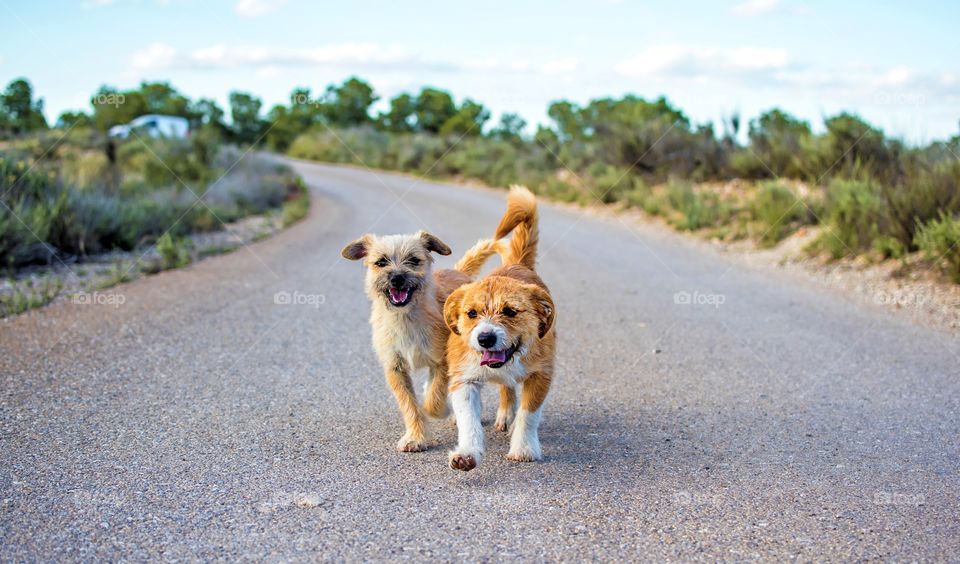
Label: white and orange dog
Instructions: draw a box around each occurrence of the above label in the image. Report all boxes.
[342,230,497,452]
[443,186,556,471]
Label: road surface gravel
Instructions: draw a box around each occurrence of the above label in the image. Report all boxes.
[1,160,957,560]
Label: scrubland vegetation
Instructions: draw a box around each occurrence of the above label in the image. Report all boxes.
[274,78,960,282]
[0,79,309,315]
[2,74,959,290]
[0,130,302,269]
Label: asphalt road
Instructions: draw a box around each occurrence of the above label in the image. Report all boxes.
[2,160,958,561]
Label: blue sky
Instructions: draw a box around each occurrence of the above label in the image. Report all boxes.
[1,0,957,142]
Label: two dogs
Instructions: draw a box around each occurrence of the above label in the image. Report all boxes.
[342,187,556,470]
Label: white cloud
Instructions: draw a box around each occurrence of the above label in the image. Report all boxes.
[130,42,422,71]
[724,47,790,70]
[732,0,780,16]
[615,44,956,110]
[540,57,578,75]
[234,0,287,17]
[131,42,177,70]
[462,57,531,73]
[128,42,557,75]
[616,44,790,78]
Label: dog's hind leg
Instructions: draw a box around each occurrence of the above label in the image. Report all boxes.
[385,358,428,452]
[423,362,450,419]
[495,384,517,432]
[508,372,551,462]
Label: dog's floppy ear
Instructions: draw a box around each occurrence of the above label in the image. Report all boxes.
[341,234,373,260]
[418,230,452,256]
[444,286,466,335]
[527,285,555,339]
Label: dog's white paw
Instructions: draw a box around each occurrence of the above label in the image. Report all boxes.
[396,433,428,453]
[507,441,542,462]
[448,449,482,471]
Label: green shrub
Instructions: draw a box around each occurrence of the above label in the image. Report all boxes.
[641,192,669,217]
[622,178,651,209]
[816,179,885,258]
[588,164,636,204]
[1,137,301,268]
[873,235,907,260]
[96,261,134,289]
[915,213,960,282]
[750,181,807,247]
[728,148,769,179]
[281,179,310,227]
[0,277,61,317]
[156,232,191,270]
[664,179,728,231]
[60,150,111,191]
[879,159,960,249]
[282,195,310,227]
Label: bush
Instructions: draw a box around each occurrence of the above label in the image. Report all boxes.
[0,137,301,268]
[816,179,885,258]
[879,159,960,249]
[156,232,191,269]
[0,277,61,317]
[282,195,310,227]
[873,235,907,260]
[750,181,808,247]
[536,176,582,203]
[588,164,636,204]
[915,213,960,282]
[665,179,728,231]
[0,156,61,265]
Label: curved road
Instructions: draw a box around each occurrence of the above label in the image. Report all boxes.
[2,160,958,560]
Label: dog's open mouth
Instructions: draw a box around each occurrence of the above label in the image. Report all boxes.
[386,287,414,307]
[480,342,518,368]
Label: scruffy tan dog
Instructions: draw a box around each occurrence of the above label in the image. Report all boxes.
[443,187,556,471]
[342,230,498,452]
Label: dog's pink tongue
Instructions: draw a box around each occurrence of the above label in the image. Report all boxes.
[389,288,409,303]
[480,349,508,366]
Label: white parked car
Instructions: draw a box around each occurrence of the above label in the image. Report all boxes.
[108,114,189,139]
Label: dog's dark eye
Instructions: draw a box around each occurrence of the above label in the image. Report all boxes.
[374,257,388,268]
[406,256,421,266]
[502,306,517,318]
[467,309,478,319]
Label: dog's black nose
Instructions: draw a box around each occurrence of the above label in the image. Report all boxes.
[389,273,406,289]
[477,331,497,349]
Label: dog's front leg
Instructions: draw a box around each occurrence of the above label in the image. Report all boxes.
[508,372,551,462]
[448,381,483,471]
[385,358,428,452]
[495,383,517,432]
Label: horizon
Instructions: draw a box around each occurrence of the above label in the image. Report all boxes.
[2,0,958,143]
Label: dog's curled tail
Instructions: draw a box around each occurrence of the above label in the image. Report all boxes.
[494,185,538,268]
[454,238,502,276]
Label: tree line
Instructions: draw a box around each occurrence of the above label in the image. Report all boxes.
[3,75,959,279]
